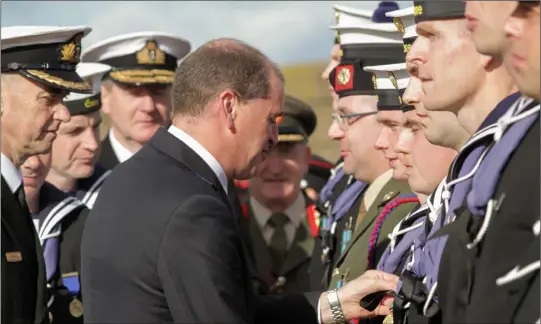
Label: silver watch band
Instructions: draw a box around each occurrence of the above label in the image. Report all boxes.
[327,289,347,324]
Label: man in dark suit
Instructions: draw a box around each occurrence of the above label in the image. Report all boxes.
[82,38,398,324]
[1,25,93,324]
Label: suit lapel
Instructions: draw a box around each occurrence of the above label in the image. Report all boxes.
[280,218,314,275]
[336,179,400,266]
[98,134,120,170]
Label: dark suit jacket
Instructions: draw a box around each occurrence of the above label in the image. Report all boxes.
[82,128,319,323]
[98,134,120,170]
[2,177,49,324]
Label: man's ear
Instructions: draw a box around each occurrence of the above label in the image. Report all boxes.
[100,84,111,115]
[482,54,503,72]
[219,89,238,131]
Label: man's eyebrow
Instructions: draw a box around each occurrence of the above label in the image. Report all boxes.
[403,118,420,128]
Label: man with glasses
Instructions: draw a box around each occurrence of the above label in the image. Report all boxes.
[310,3,404,291]
[324,22,417,299]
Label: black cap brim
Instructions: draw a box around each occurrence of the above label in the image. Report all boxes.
[20,69,92,94]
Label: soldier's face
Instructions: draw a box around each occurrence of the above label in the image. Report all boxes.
[504,1,540,100]
[375,110,408,181]
[403,73,469,150]
[397,110,457,195]
[49,111,101,180]
[465,1,518,59]
[337,95,389,183]
[101,82,171,147]
[1,75,70,160]
[249,142,309,205]
[21,153,52,195]
[408,19,487,114]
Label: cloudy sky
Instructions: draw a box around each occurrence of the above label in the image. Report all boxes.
[1,1,411,65]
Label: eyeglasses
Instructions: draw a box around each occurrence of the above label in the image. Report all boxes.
[332,111,378,129]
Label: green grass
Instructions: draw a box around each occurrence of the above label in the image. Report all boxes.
[99,60,339,163]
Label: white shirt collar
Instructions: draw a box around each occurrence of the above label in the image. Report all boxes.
[1,153,22,194]
[108,128,135,164]
[167,125,228,194]
[251,193,305,230]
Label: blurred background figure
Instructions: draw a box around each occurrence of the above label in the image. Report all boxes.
[22,152,90,324]
[239,95,318,295]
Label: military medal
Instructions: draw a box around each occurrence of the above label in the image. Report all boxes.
[69,298,83,318]
[49,311,53,323]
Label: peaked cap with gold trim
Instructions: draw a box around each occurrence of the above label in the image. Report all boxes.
[64,62,111,115]
[81,31,191,86]
[278,95,317,143]
[1,26,93,93]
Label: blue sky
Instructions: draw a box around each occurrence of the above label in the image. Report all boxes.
[1,1,412,65]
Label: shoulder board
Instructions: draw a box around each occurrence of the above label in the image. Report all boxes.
[367,194,420,269]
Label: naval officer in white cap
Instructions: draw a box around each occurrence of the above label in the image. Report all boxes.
[1,25,92,324]
[46,62,112,209]
[81,32,191,169]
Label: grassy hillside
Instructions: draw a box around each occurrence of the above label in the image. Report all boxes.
[99,61,338,163]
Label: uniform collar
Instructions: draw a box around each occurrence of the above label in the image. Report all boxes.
[1,153,22,193]
[250,193,305,230]
[108,128,135,164]
[363,169,394,210]
[167,125,228,194]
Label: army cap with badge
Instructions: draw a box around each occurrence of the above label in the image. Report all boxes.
[1,26,93,93]
[277,95,317,143]
[81,31,191,86]
[328,23,403,98]
[63,62,111,116]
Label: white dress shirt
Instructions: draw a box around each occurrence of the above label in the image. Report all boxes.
[1,153,22,194]
[109,128,135,164]
[167,125,228,194]
[250,193,305,248]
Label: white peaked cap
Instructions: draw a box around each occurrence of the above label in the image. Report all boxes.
[332,5,374,26]
[330,23,402,46]
[1,26,92,50]
[81,31,191,63]
[64,62,111,102]
[363,62,409,90]
[386,7,418,39]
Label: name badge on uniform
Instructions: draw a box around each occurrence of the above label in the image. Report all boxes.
[5,251,22,262]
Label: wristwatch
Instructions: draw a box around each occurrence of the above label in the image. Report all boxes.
[327,289,347,324]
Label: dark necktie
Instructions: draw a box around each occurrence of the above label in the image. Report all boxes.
[268,213,289,275]
[16,184,30,215]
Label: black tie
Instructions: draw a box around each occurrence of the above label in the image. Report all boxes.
[268,213,289,275]
[16,185,30,215]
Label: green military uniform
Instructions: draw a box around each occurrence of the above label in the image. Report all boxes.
[243,195,317,294]
[329,176,418,289]
[240,94,320,295]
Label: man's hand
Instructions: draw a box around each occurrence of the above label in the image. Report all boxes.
[319,270,399,324]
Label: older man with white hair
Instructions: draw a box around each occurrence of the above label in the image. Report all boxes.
[1,25,92,324]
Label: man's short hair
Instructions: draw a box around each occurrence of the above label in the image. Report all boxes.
[171,38,283,117]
